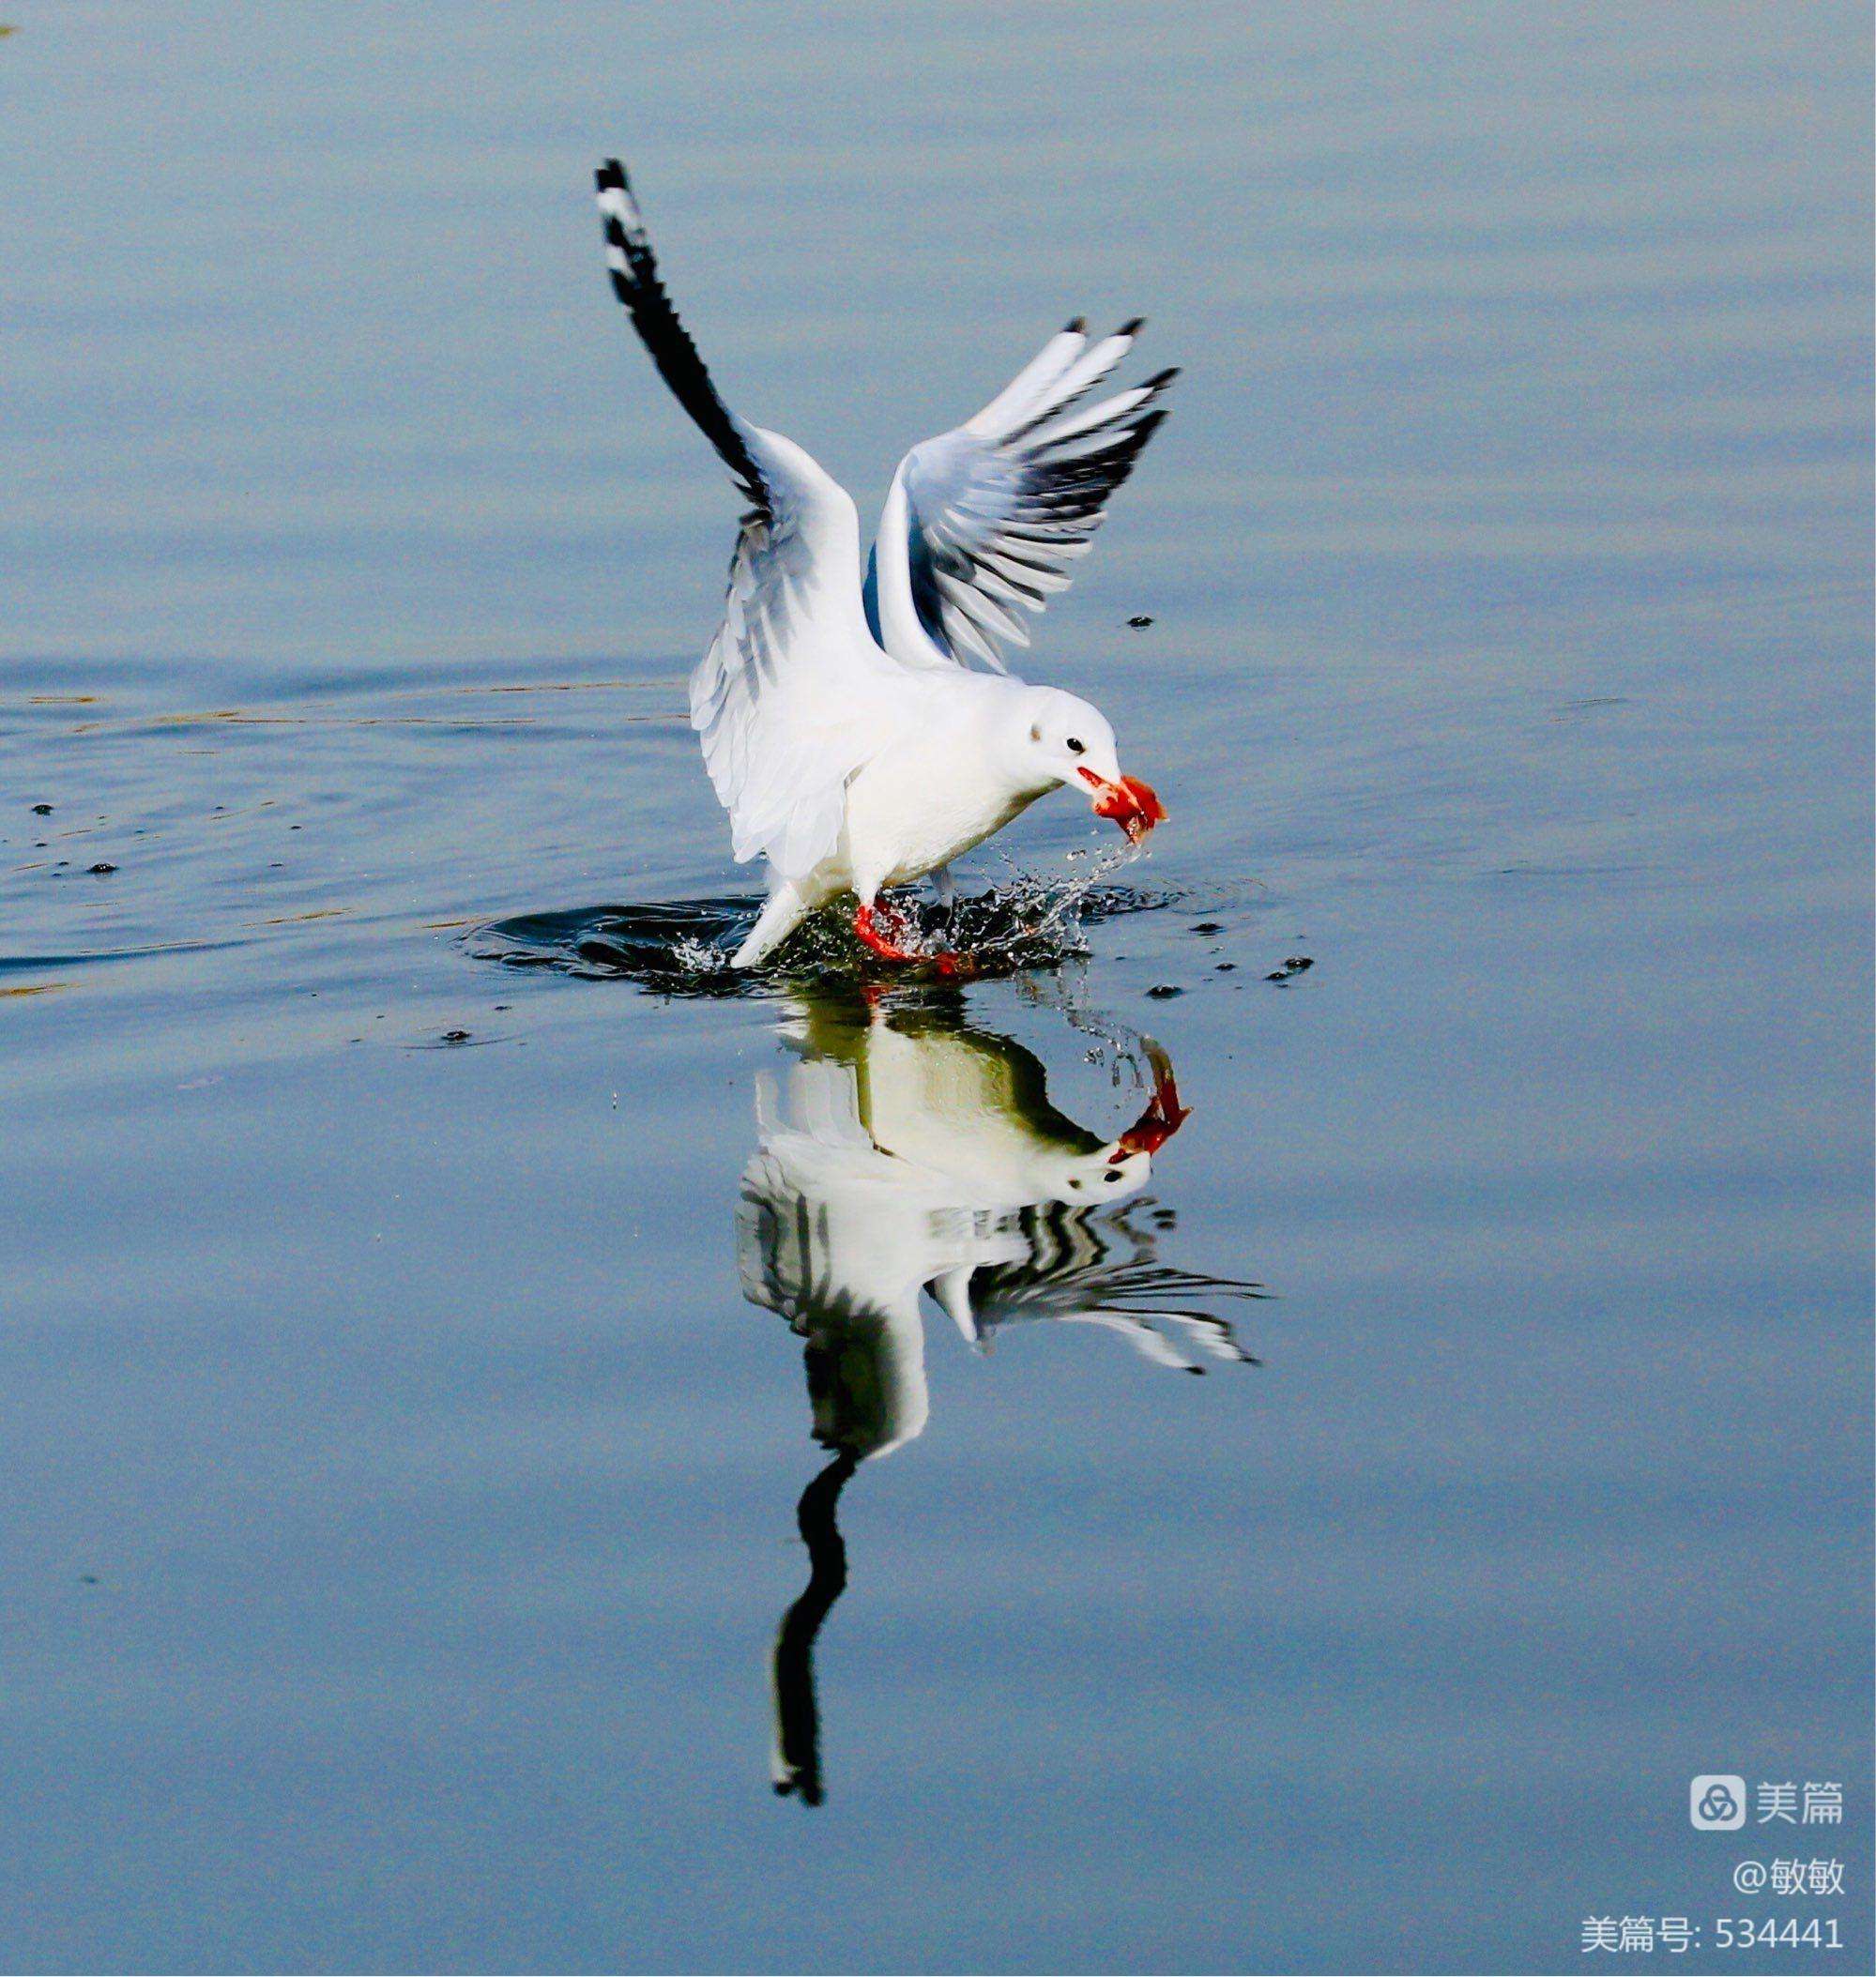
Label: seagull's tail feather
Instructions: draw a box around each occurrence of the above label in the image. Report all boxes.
[594,159,769,512]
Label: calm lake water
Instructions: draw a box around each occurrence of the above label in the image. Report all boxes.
[2,7,1870,1973]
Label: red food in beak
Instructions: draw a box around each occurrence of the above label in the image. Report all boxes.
[1078,768,1167,844]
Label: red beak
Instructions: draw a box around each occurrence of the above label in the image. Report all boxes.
[1078,768,1167,844]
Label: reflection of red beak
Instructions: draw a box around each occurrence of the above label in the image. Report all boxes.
[1078,767,1167,844]
[1116,1058,1189,1157]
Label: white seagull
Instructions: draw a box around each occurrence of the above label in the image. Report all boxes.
[595,160,1174,971]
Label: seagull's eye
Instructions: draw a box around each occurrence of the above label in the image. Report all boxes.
[1104,1169,1121,1183]
[1067,736,1086,754]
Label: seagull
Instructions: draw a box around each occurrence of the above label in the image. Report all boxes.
[594,160,1175,971]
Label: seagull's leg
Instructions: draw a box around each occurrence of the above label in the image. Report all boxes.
[929,865,960,948]
[734,879,814,969]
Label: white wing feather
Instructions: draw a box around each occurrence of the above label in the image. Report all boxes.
[597,160,909,878]
[691,427,908,876]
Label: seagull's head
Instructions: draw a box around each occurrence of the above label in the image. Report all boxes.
[1035,1046,1189,1203]
[1015,689,1166,845]
[1042,1142,1154,1207]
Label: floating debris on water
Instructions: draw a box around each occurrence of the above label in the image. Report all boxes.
[1265,954,1314,983]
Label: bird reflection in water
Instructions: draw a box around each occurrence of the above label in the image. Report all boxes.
[736,989,1263,1804]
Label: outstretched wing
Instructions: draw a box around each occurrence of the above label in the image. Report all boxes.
[866,320,1176,672]
[597,160,905,875]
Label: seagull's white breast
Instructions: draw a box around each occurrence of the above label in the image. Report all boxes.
[838,686,1045,892]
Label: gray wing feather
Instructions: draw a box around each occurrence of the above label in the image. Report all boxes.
[870,321,1177,673]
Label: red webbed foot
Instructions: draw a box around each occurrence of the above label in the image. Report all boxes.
[853,902,974,979]
[853,901,920,963]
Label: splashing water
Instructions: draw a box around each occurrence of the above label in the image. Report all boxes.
[470,844,1178,996]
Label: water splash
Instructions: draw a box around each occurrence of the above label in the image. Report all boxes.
[470,845,1179,996]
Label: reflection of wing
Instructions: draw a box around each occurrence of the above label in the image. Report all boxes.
[968,1201,1265,1373]
[770,1449,856,1808]
[596,161,911,876]
[867,321,1177,671]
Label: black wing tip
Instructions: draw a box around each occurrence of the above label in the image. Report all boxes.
[1063,314,1088,335]
[596,158,628,190]
[1117,315,1146,338]
[1144,366,1181,390]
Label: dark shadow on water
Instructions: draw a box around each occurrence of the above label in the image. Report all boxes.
[471,896,767,995]
[467,875,1183,996]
